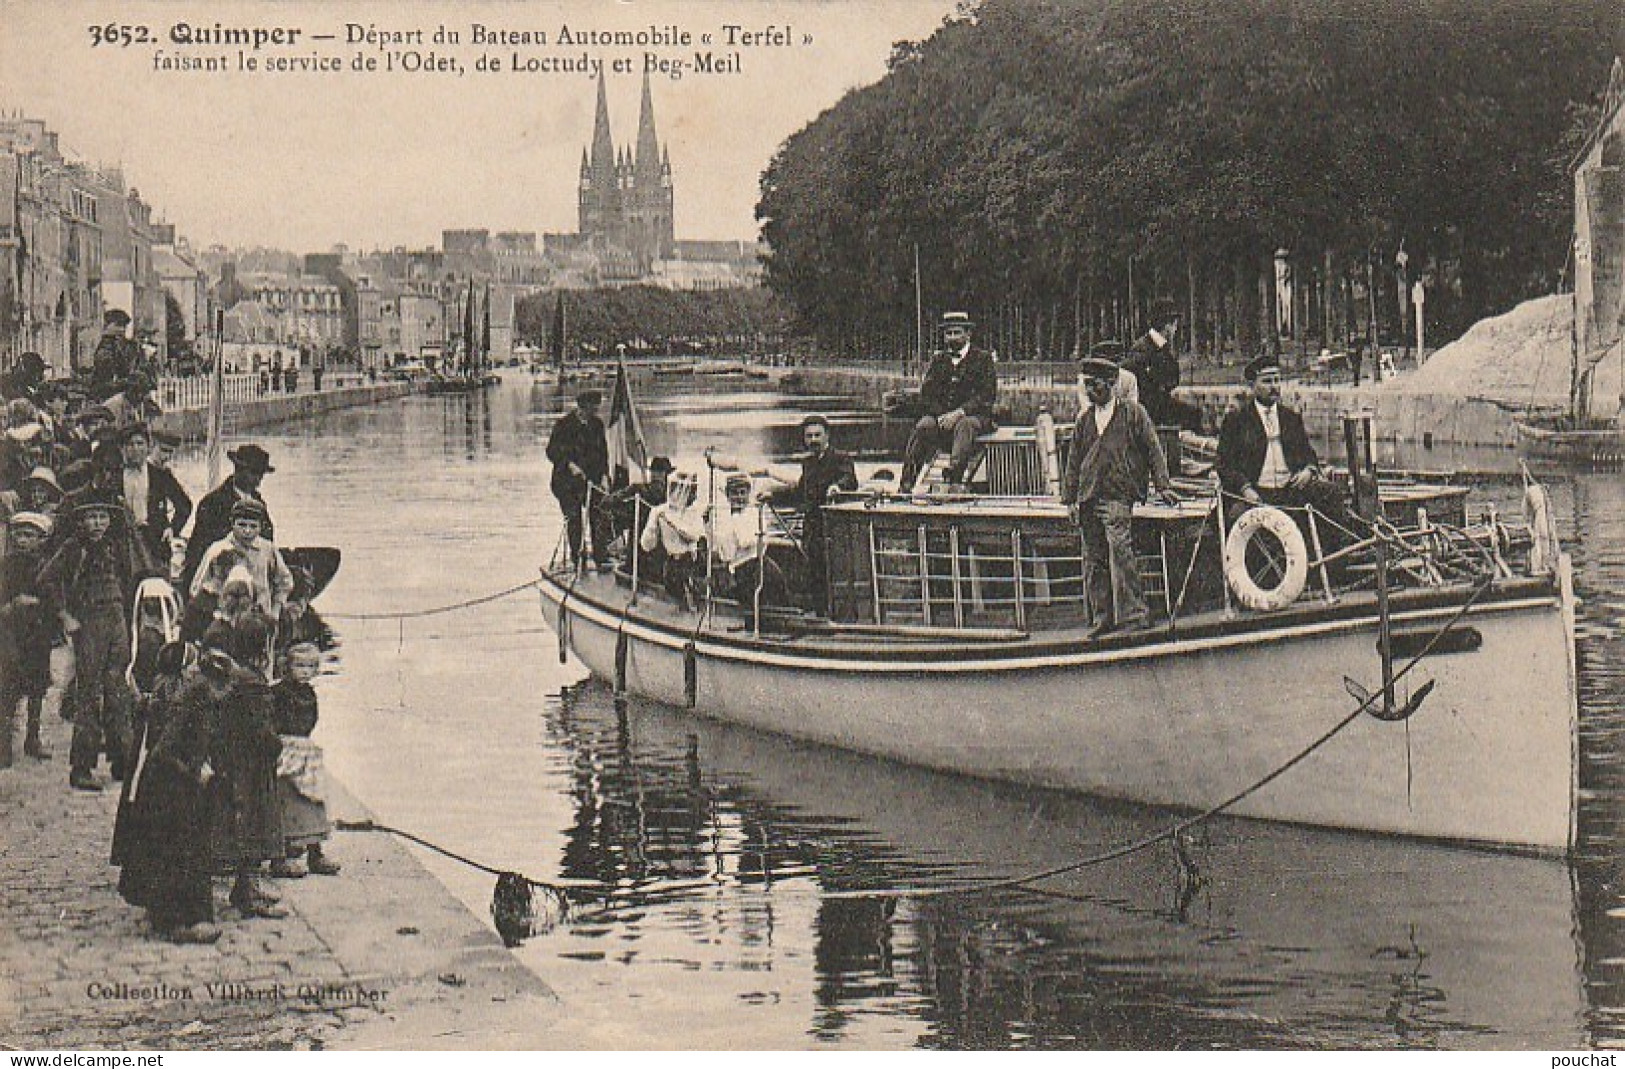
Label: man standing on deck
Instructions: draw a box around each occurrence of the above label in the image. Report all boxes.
[1216,354,1345,532]
[547,389,611,569]
[897,312,997,493]
[1062,357,1178,638]
[1122,299,1202,431]
[180,444,275,592]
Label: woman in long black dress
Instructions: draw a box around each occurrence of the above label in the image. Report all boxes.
[115,642,222,944]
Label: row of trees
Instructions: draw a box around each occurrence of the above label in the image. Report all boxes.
[757,0,1618,361]
[514,285,794,359]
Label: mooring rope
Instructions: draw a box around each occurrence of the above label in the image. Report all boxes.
[322,578,543,621]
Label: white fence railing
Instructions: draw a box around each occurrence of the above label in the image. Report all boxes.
[156,371,374,412]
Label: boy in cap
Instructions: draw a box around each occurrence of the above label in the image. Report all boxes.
[191,498,293,623]
[37,493,158,789]
[181,443,275,592]
[1,512,56,765]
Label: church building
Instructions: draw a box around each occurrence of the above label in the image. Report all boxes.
[577,71,675,272]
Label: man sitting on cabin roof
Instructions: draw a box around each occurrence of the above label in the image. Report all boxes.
[1062,355,1179,638]
[1216,354,1348,542]
[897,312,997,493]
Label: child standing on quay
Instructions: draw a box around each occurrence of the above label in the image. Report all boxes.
[270,642,340,877]
[0,512,56,766]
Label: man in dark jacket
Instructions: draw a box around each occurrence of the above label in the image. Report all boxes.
[898,312,997,492]
[547,390,610,568]
[37,493,158,789]
[118,424,192,567]
[1216,354,1345,534]
[1122,299,1203,431]
[179,444,275,592]
[91,310,140,400]
[1062,357,1178,637]
[786,415,857,614]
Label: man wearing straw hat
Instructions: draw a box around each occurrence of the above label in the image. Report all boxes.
[897,311,998,493]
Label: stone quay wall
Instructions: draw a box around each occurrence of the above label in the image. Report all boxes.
[151,383,417,441]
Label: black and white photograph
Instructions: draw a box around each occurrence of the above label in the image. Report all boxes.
[0,0,1623,1053]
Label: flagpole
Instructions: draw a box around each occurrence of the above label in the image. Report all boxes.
[913,242,923,378]
[205,307,225,487]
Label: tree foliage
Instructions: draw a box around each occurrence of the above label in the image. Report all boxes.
[756,0,1621,358]
[515,285,794,357]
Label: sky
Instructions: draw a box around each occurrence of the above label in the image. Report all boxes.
[0,0,962,251]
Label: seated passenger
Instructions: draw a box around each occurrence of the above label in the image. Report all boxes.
[609,455,673,552]
[638,470,704,610]
[1216,354,1350,547]
[709,473,787,624]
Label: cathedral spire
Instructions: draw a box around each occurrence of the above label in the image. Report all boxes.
[589,70,615,186]
[634,68,662,187]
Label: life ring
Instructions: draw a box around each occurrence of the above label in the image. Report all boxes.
[1223,505,1309,611]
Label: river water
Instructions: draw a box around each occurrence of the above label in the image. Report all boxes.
[169,373,1625,1049]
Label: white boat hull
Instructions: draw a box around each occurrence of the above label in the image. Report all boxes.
[538,561,1579,856]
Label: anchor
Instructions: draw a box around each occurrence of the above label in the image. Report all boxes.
[1344,675,1436,723]
[1341,413,1437,724]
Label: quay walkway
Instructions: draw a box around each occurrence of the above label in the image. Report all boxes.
[0,684,553,1051]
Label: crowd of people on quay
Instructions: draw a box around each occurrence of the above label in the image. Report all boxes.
[0,340,340,947]
[548,308,1343,639]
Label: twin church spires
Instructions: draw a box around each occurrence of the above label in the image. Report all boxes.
[578,70,675,269]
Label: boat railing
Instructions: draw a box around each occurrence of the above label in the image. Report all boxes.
[542,471,1546,641]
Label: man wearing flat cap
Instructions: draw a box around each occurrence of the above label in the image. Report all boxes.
[1123,299,1203,431]
[1062,356,1178,637]
[547,389,611,569]
[898,311,998,492]
[91,310,140,400]
[1217,354,1344,532]
[37,491,158,789]
[180,443,276,592]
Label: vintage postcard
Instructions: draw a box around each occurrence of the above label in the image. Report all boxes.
[0,0,1617,1054]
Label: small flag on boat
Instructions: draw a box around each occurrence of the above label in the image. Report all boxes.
[606,358,647,488]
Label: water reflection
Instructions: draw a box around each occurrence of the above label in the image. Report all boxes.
[530,681,1585,1048]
